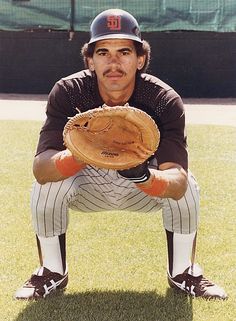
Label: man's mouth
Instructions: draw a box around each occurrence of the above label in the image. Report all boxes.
[103,70,125,79]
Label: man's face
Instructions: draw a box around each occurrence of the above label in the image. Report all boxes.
[87,39,145,97]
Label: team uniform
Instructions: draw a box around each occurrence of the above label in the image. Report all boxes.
[15,8,227,300]
[32,70,199,237]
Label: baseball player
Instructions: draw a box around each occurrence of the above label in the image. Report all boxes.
[15,8,227,300]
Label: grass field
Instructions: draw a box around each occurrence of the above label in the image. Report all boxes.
[0,120,235,321]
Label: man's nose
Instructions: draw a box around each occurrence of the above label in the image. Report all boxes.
[108,54,120,65]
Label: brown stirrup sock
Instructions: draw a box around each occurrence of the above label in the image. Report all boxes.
[36,233,67,275]
[166,230,197,277]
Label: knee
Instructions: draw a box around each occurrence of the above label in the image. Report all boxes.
[162,173,200,234]
[187,172,200,205]
[30,179,75,215]
[30,179,74,237]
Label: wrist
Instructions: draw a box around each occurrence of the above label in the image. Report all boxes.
[54,150,86,177]
[136,169,169,197]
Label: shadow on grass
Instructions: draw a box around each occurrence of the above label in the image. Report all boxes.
[14,288,193,321]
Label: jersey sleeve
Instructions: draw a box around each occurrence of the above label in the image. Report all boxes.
[35,81,75,155]
[155,92,188,171]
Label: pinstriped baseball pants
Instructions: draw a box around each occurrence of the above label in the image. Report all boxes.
[31,166,200,237]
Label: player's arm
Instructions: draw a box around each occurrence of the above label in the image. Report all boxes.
[33,80,87,184]
[33,149,85,185]
[137,161,187,200]
[118,161,187,200]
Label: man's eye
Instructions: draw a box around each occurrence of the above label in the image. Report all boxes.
[98,51,107,56]
[122,51,130,55]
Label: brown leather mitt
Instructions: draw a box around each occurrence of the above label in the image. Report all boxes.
[63,104,160,170]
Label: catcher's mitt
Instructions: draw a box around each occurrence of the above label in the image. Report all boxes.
[63,104,160,170]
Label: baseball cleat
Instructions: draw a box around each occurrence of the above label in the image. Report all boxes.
[168,264,228,300]
[14,266,68,300]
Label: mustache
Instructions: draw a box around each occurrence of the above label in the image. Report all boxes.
[103,68,126,76]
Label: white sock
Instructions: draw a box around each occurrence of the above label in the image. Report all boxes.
[171,231,196,277]
[37,235,64,275]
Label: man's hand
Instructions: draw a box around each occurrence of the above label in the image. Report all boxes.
[63,105,160,170]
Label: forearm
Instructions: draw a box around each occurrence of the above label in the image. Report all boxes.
[33,149,85,184]
[136,167,188,200]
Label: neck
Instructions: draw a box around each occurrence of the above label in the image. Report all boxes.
[102,95,129,106]
[98,85,134,106]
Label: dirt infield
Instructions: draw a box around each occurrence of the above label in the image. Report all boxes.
[0,94,235,126]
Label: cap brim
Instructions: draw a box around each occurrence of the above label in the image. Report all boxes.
[88,33,143,44]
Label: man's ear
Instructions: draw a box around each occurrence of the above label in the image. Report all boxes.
[137,55,145,70]
[87,58,95,71]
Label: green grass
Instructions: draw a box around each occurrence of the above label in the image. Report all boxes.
[0,120,235,321]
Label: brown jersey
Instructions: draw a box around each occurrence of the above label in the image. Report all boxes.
[36,70,188,170]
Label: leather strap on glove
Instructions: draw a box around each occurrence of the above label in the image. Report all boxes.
[119,164,169,197]
[118,162,150,183]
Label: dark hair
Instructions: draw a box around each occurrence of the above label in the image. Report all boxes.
[81,40,151,73]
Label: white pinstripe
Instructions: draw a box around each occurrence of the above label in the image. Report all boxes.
[31,166,200,237]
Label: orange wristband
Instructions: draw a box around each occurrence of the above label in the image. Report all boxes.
[136,170,169,197]
[55,150,86,177]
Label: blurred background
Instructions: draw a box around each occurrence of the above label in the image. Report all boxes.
[0,0,236,97]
